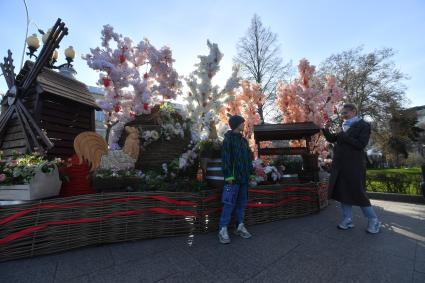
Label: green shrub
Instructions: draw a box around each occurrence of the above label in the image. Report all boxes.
[366,169,422,195]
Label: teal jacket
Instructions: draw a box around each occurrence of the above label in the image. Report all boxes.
[222,131,254,184]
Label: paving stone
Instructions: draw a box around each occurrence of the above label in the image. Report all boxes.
[415,260,425,274]
[53,245,115,282]
[331,247,414,283]
[413,271,425,283]
[108,236,179,265]
[416,241,425,262]
[0,255,57,283]
[249,236,347,283]
[89,247,218,283]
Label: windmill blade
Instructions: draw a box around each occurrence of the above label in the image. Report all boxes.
[14,105,36,151]
[21,18,68,92]
[0,105,14,135]
[0,50,16,89]
[16,99,53,149]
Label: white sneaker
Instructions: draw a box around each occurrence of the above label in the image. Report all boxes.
[337,218,355,230]
[234,223,252,239]
[366,218,381,234]
[218,227,231,244]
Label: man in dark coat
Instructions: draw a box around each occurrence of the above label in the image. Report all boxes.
[218,115,255,244]
[322,103,381,234]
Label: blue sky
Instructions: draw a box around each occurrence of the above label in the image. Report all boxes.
[1,0,424,106]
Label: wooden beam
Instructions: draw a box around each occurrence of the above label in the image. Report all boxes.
[2,147,27,157]
[13,105,31,152]
[41,108,91,124]
[258,147,308,156]
[0,106,14,134]
[2,131,25,142]
[2,139,27,149]
[17,100,54,149]
[21,19,68,91]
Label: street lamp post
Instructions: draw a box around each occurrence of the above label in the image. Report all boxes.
[26,33,40,59]
[25,33,75,69]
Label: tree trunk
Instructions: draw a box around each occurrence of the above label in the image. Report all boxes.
[258,104,265,124]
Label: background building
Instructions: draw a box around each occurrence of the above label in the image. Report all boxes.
[87,86,106,138]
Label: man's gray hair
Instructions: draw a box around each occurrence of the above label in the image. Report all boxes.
[343,103,358,113]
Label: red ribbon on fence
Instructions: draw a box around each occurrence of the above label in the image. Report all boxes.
[201,194,220,203]
[0,207,196,245]
[0,187,318,245]
[0,187,317,226]
[0,195,197,226]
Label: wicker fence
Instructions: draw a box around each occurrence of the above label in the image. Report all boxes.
[0,183,322,262]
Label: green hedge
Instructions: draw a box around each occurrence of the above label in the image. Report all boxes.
[366,168,423,195]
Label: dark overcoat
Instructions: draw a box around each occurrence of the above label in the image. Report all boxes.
[323,119,371,206]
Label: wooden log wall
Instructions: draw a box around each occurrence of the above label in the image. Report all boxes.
[41,95,95,159]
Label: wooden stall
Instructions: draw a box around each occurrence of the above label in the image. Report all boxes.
[254,122,321,182]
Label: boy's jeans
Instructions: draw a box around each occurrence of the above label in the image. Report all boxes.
[219,183,248,229]
[341,203,377,220]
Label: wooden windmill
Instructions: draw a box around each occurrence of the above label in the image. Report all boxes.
[0,18,98,159]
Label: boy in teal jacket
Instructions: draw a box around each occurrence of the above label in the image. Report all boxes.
[218,115,255,244]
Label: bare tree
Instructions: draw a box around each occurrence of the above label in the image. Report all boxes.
[234,14,291,123]
[318,46,409,126]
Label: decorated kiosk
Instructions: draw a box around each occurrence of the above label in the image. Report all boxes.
[0,19,340,262]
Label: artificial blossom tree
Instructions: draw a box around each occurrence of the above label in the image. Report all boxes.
[276,58,345,157]
[84,25,182,149]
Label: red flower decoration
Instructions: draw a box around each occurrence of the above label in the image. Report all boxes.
[323,113,329,122]
[119,54,125,63]
[143,73,149,80]
[114,105,121,113]
[102,77,111,88]
[143,103,149,110]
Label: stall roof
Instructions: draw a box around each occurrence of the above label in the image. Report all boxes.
[254,122,321,141]
[15,61,99,109]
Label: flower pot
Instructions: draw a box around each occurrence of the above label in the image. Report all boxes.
[0,165,62,200]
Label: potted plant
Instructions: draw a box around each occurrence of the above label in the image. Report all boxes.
[0,152,62,200]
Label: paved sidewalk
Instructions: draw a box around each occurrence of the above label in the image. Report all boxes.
[1,200,424,283]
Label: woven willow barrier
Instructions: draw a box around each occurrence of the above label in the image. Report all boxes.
[245,183,320,226]
[0,183,321,262]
